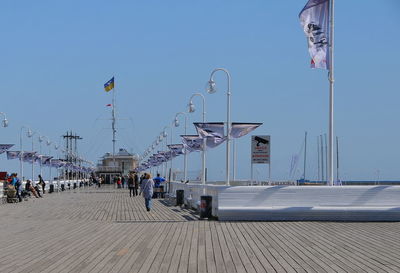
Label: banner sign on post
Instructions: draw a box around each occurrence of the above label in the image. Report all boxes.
[251,135,270,164]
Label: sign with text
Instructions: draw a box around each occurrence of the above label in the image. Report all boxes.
[251,135,270,164]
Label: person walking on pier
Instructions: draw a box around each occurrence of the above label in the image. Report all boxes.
[128,174,135,197]
[141,173,154,211]
[121,175,126,188]
[38,174,45,194]
[117,175,122,189]
[134,172,139,196]
[12,173,22,202]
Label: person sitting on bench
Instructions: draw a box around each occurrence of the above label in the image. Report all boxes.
[26,180,39,198]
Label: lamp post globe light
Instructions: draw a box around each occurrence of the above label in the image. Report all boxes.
[20,126,34,181]
[175,112,188,182]
[0,112,8,127]
[188,93,207,192]
[206,68,231,186]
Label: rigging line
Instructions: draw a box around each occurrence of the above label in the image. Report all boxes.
[118,127,139,152]
[87,136,110,160]
[126,117,139,151]
[119,131,140,155]
[290,139,305,180]
[81,114,111,154]
[82,128,109,156]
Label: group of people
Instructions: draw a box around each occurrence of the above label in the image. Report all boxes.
[90,175,104,188]
[125,172,166,212]
[5,173,46,202]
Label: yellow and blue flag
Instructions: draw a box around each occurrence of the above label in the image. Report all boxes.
[104,77,114,92]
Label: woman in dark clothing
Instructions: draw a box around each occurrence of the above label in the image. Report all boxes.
[38,174,45,194]
[128,174,135,197]
[134,173,139,196]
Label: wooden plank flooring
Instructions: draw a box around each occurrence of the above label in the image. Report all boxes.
[1,186,400,273]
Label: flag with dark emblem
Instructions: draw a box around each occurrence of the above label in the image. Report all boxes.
[299,0,330,69]
[0,144,14,154]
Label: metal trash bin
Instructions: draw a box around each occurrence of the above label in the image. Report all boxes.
[200,195,212,219]
[61,184,65,191]
[49,184,54,193]
[176,190,184,206]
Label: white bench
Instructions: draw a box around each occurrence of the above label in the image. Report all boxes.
[218,185,400,221]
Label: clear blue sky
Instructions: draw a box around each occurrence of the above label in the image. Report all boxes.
[1,0,399,181]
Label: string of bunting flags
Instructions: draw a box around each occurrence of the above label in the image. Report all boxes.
[5,150,95,173]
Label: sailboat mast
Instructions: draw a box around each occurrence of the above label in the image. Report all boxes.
[303,131,307,180]
[336,136,339,183]
[320,135,324,182]
[317,136,320,181]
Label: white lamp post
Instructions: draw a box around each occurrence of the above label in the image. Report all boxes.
[20,126,34,181]
[188,93,206,192]
[206,68,231,186]
[30,130,37,182]
[0,112,8,128]
[166,120,175,180]
[162,125,171,180]
[175,112,188,182]
[54,144,60,191]
[157,132,165,174]
[38,135,45,177]
[46,139,52,186]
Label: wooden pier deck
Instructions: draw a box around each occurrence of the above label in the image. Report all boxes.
[1,186,400,273]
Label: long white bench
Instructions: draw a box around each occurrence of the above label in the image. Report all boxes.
[218,186,400,221]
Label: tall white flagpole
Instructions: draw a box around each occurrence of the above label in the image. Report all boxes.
[328,0,335,186]
[112,81,116,175]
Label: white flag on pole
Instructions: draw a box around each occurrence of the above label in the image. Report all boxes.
[22,151,37,163]
[181,135,204,153]
[193,122,225,139]
[299,0,330,69]
[230,123,262,138]
[6,150,20,160]
[0,144,14,154]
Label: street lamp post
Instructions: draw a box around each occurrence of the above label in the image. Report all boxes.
[175,112,188,182]
[30,131,37,182]
[0,112,9,128]
[54,144,60,191]
[167,120,175,181]
[188,93,206,192]
[38,135,45,177]
[162,125,171,180]
[20,126,34,181]
[158,134,164,176]
[206,68,231,186]
[46,139,52,186]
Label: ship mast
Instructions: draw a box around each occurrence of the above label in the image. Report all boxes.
[112,87,116,170]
